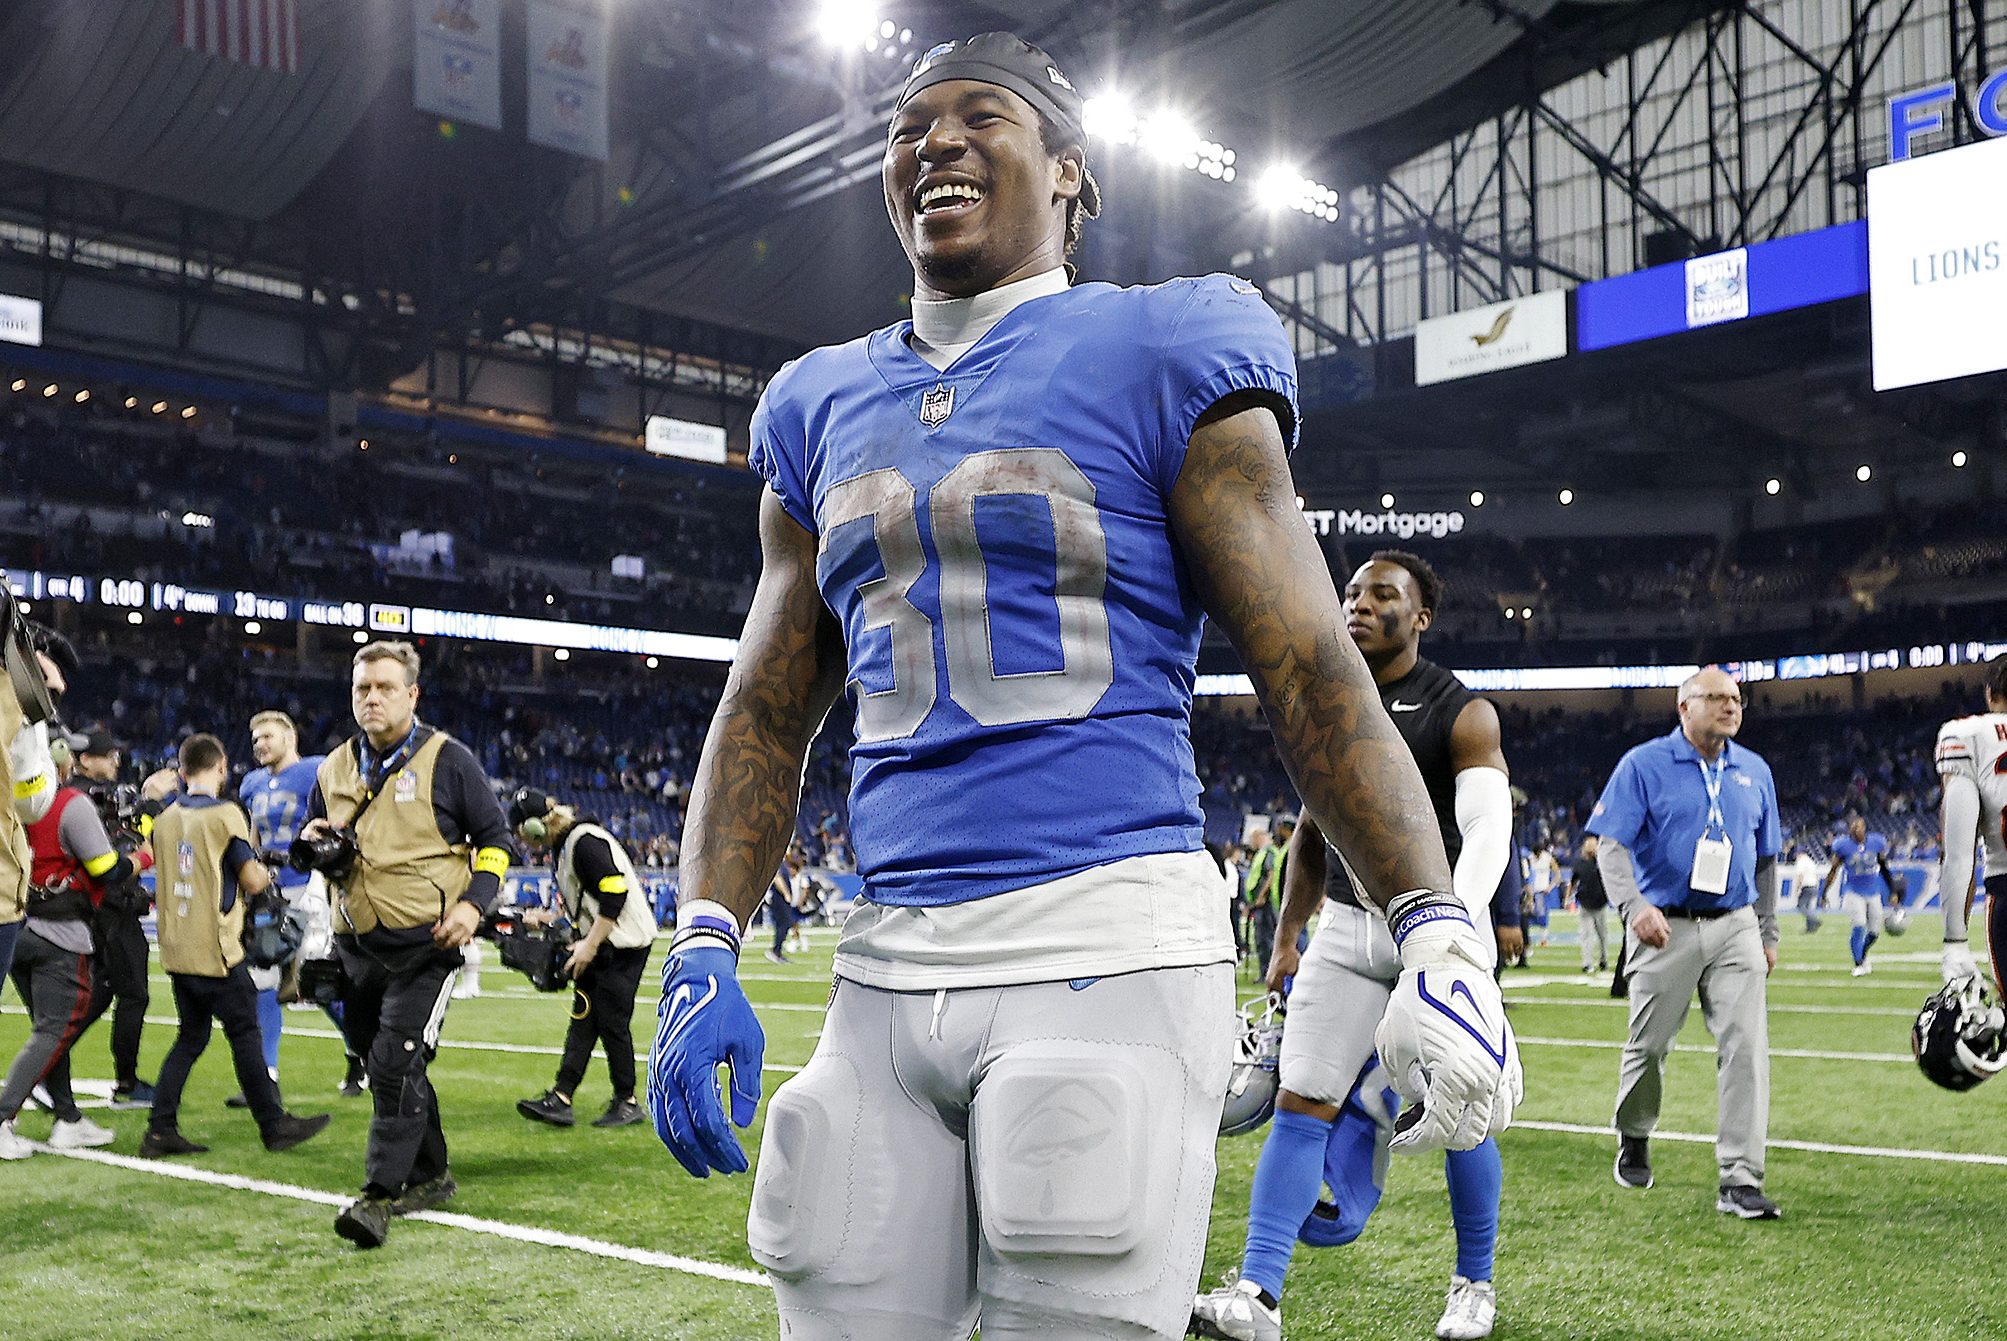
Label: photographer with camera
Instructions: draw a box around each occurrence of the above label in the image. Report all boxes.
[0,597,63,989]
[0,645,134,1157]
[297,640,514,1248]
[141,734,330,1158]
[47,728,158,1111]
[507,788,650,1131]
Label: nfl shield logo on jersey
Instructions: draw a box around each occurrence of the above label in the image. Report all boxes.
[919,383,956,427]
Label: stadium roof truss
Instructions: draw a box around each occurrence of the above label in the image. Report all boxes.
[1260,0,2007,359]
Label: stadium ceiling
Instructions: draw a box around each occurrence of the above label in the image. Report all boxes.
[0,0,1712,388]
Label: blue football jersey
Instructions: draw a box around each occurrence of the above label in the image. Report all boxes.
[241,755,325,889]
[751,274,1298,906]
[1832,831,1888,895]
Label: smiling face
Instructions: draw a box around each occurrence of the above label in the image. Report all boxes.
[883,80,1081,299]
[1343,559,1431,662]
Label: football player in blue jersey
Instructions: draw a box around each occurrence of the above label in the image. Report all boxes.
[1823,812,1892,976]
[647,32,1521,1340]
[241,710,364,1096]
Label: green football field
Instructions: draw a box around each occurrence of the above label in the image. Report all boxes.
[2,916,2002,1341]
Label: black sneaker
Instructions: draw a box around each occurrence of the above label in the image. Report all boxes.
[339,1056,367,1098]
[139,1128,210,1158]
[1716,1184,1781,1220]
[391,1172,458,1216]
[335,1195,393,1249]
[225,1092,251,1110]
[516,1090,576,1127]
[262,1112,331,1152]
[592,1097,644,1128]
[1614,1135,1653,1189]
[110,1081,157,1111]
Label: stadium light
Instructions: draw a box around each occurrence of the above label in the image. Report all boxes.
[646,656,660,669]
[126,611,142,626]
[1856,464,1872,482]
[1379,492,1395,508]
[1084,94,1138,146]
[42,383,56,397]
[1503,608,1516,620]
[1764,478,1781,494]
[358,438,369,450]
[352,630,369,644]
[1557,488,1575,505]
[815,0,875,47]
[180,511,214,528]
[244,621,261,635]
[179,405,196,418]
[1952,450,1968,468]
[73,389,89,403]
[553,648,571,662]
[544,593,556,605]
[8,379,22,392]
[1469,490,1484,507]
[124,396,137,409]
[1255,166,1339,221]
[1520,606,1533,619]
[151,401,167,414]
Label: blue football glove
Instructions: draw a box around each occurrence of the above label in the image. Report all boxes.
[648,943,765,1177]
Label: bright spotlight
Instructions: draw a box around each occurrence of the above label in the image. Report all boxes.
[1138,113,1198,167]
[1379,492,1395,508]
[878,19,894,37]
[1083,94,1137,145]
[124,396,137,409]
[553,648,571,662]
[42,383,56,397]
[1765,478,1781,495]
[151,401,167,414]
[1952,450,1968,468]
[1469,490,1485,507]
[1255,166,1300,211]
[244,621,262,635]
[1520,606,1533,619]
[73,389,89,403]
[180,405,197,418]
[815,0,876,47]
[352,630,369,644]
[7,379,22,392]
[1558,488,1575,505]
[1856,464,1872,482]
[645,656,660,669]
[126,611,142,626]
[544,593,555,606]
[1504,608,1516,620]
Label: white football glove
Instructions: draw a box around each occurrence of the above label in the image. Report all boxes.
[1375,892,1524,1153]
[1942,941,1982,985]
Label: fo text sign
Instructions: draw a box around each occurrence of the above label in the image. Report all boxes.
[1888,77,2007,162]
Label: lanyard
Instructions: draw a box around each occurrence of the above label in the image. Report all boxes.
[362,725,420,798]
[1695,751,1727,837]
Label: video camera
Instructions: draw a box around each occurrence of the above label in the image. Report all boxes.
[477,903,572,992]
[0,576,58,725]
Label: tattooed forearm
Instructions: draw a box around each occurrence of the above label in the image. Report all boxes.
[679,490,845,929]
[1169,400,1453,906]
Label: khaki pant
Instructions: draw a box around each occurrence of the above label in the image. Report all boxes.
[1613,905,1769,1188]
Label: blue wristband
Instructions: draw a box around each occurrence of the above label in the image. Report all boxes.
[1388,891,1472,946]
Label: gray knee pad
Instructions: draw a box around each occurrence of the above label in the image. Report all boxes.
[972,1040,1202,1335]
[748,1054,886,1284]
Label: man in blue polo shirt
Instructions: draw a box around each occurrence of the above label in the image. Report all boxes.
[1588,667,1782,1220]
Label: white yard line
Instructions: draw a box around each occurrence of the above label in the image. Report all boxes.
[1515,1033,1912,1063]
[26,1144,770,1287]
[1508,996,1915,1018]
[1510,1119,2007,1167]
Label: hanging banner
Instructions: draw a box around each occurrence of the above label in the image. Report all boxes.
[527,1,609,160]
[1869,134,2007,390]
[1415,290,1567,386]
[413,0,502,131]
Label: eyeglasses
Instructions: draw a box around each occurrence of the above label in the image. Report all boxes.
[1686,692,1743,707]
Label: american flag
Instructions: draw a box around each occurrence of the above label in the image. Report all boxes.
[177,0,300,75]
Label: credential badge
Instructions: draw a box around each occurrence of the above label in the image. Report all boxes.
[920,383,956,427]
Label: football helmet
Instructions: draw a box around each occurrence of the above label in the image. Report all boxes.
[1912,975,2007,1092]
[1220,995,1285,1136]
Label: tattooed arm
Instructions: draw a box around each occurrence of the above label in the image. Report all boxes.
[1168,395,1452,909]
[679,490,847,930]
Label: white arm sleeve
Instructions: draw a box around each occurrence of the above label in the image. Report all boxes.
[1940,775,1980,944]
[9,719,55,825]
[1452,766,1513,921]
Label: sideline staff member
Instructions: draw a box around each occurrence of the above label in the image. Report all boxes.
[1588,667,1783,1220]
[142,734,330,1157]
[508,789,651,1130]
[301,640,515,1248]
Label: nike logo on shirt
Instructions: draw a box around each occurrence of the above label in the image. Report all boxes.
[1390,701,1422,712]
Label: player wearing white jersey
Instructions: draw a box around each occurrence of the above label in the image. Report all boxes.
[1933,659,2007,989]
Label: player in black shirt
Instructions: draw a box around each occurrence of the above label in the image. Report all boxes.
[1196,551,1514,1341]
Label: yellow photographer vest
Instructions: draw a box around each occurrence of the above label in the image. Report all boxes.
[316,731,472,934]
[153,797,252,977]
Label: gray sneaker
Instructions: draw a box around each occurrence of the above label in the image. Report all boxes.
[1716,1184,1781,1220]
[1190,1273,1281,1341]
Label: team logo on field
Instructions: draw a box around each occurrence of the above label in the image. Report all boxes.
[920,383,956,427]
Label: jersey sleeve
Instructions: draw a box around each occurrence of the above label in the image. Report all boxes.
[1936,719,1980,783]
[1586,749,1649,850]
[747,358,815,532]
[1155,274,1301,496]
